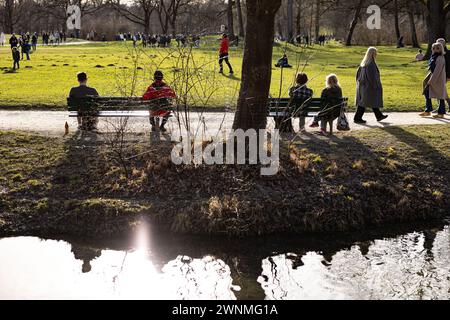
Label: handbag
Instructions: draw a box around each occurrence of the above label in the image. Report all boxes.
[337,109,350,131]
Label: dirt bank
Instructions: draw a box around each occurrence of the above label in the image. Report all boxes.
[0,125,449,238]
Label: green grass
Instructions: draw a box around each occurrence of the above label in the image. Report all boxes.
[0,36,449,110]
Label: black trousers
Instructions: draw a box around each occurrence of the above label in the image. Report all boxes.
[354,106,384,120]
[219,53,233,72]
[150,115,169,127]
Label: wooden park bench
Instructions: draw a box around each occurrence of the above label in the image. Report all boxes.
[67,96,175,130]
[268,97,348,134]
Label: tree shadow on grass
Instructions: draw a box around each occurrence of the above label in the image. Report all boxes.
[380,126,450,171]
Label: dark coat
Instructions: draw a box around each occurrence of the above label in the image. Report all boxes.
[356,61,383,109]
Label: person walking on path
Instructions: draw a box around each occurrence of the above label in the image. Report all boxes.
[436,38,450,112]
[143,71,176,133]
[354,47,388,124]
[419,42,448,119]
[219,34,233,74]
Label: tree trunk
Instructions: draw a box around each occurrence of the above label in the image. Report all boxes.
[227,0,236,40]
[287,0,294,42]
[296,0,302,37]
[345,0,364,46]
[4,0,15,34]
[144,12,151,35]
[394,0,401,40]
[314,0,320,43]
[408,1,420,48]
[232,0,282,131]
[236,0,245,37]
[424,0,447,59]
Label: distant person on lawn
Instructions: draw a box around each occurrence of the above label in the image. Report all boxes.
[143,70,176,133]
[0,32,5,46]
[354,47,388,124]
[414,49,424,62]
[275,54,292,68]
[420,42,448,119]
[12,47,20,69]
[289,73,313,132]
[69,72,100,131]
[9,33,18,48]
[219,34,233,74]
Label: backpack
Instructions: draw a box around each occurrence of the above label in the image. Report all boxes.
[337,109,350,131]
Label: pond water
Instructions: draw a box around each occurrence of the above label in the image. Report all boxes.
[1,221,450,300]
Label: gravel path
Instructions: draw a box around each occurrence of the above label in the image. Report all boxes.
[0,110,448,138]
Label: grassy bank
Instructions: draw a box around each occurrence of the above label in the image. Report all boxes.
[0,125,448,238]
[1,39,448,111]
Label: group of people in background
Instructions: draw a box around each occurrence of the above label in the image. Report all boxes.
[114,32,202,48]
[294,34,331,46]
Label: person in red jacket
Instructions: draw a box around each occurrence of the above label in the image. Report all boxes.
[219,34,233,74]
[143,70,176,132]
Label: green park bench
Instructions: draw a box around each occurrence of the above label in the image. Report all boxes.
[67,96,175,130]
[268,97,348,134]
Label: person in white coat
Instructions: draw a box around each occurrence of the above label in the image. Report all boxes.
[0,32,5,46]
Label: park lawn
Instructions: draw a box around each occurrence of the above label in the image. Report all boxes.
[0,125,449,237]
[0,37,449,111]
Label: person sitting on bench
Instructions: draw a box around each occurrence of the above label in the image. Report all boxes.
[143,70,176,132]
[289,73,313,132]
[311,74,343,135]
[275,54,292,68]
[69,72,99,131]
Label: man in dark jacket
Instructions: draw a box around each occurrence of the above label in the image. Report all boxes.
[69,72,100,131]
[9,33,18,48]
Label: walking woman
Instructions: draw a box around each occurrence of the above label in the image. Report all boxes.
[420,42,448,118]
[354,47,388,124]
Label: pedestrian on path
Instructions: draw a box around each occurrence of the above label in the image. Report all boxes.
[420,42,448,119]
[354,47,388,124]
[436,38,450,112]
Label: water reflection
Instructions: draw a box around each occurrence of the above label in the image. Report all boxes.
[259,227,450,300]
[0,224,449,300]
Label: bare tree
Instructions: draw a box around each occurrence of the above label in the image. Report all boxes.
[407,0,420,48]
[287,0,294,42]
[421,0,449,58]
[110,0,156,34]
[236,0,244,37]
[226,0,235,40]
[345,0,364,46]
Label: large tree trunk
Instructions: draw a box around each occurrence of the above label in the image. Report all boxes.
[424,0,447,59]
[287,0,294,42]
[227,0,236,40]
[232,0,282,131]
[393,0,401,40]
[408,1,420,48]
[314,0,320,42]
[345,0,364,46]
[236,0,245,37]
